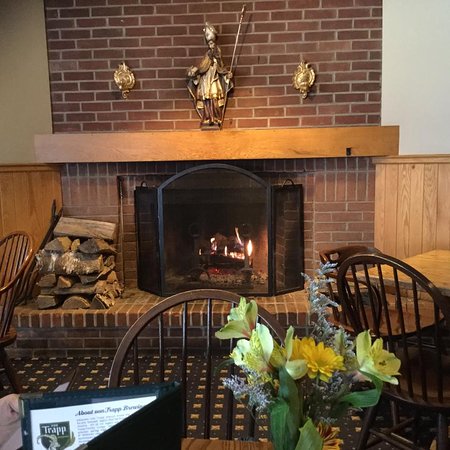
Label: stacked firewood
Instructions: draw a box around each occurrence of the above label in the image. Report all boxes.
[34,217,122,310]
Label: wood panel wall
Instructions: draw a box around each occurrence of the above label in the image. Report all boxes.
[0,165,62,249]
[373,155,450,258]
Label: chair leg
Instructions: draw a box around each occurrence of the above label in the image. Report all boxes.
[0,348,22,393]
[436,413,449,450]
[389,400,399,426]
[356,403,379,450]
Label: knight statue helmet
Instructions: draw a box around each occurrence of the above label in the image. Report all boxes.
[203,22,218,43]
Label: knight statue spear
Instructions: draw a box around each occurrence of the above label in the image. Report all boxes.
[220,4,247,125]
[186,4,246,129]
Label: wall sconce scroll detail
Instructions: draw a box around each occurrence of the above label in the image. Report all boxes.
[292,60,315,99]
[114,62,136,99]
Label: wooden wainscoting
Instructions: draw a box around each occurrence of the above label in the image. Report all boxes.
[373,155,450,259]
[0,164,62,247]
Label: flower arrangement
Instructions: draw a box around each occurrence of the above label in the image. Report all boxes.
[215,263,401,450]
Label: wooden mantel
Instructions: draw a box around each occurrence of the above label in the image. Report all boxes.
[35,126,399,163]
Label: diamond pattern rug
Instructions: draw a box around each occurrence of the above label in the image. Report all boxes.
[1,357,437,449]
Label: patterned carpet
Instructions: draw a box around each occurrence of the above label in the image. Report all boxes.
[1,356,438,449]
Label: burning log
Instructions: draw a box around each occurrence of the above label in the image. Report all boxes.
[208,254,245,269]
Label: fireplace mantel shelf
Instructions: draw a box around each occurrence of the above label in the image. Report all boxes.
[35,126,398,163]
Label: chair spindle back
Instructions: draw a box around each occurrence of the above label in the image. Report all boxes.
[108,289,285,440]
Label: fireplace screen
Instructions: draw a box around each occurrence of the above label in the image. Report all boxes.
[135,164,303,296]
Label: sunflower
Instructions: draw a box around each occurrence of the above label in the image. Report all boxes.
[317,423,343,450]
[296,337,345,382]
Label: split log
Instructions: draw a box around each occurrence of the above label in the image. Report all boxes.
[61,295,91,309]
[52,281,110,296]
[54,217,117,242]
[78,238,117,255]
[56,252,103,275]
[37,294,62,309]
[90,294,116,309]
[94,280,108,294]
[44,237,72,253]
[104,255,116,268]
[37,251,104,275]
[37,273,57,288]
[106,282,122,298]
[79,266,112,285]
[106,271,118,284]
[71,238,80,252]
[56,276,76,289]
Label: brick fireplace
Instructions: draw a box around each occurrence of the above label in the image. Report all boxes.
[11,0,398,357]
[58,155,376,287]
[39,0,387,285]
[13,154,378,357]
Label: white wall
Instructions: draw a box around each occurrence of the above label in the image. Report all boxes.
[382,0,450,155]
[0,0,52,163]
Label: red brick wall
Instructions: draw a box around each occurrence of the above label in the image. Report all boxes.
[45,0,382,132]
[43,1,380,288]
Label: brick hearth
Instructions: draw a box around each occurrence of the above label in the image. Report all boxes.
[11,289,309,358]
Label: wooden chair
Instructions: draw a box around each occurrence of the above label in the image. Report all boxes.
[0,231,34,393]
[319,245,381,329]
[336,253,450,450]
[108,288,285,440]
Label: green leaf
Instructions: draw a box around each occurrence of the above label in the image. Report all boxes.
[256,323,274,363]
[340,388,381,408]
[245,299,258,330]
[340,371,383,408]
[329,400,351,419]
[228,298,248,321]
[270,399,297,450]
[215,320,250,339]
[269,367,303,449]
[278,367,302,441]
[295,418,323,450]
[285,359,308,380]
[285,326,295,359]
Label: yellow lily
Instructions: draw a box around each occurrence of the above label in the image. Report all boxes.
[231,323,274,376]
[283,326,308,380]
[356,330,401,385]
[215,298,257,339]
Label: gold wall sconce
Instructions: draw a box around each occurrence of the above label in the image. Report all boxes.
[292,60,315,99]
[114,62,135,99]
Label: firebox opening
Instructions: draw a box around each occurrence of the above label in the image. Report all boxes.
[135,164,304,297]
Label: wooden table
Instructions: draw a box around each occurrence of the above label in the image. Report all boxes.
[182,438,273,449]
[360,250,450,297]
[398,250,450,297]
[354,250,450,333]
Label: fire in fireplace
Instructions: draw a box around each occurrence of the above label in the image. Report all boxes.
[135,164,304,296]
